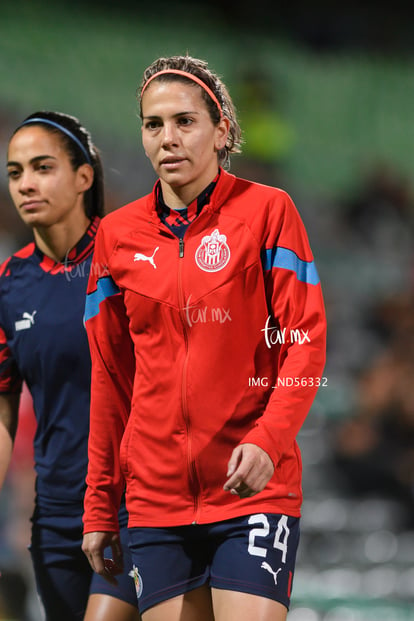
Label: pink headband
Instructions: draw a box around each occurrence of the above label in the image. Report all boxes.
[141,69,223,117]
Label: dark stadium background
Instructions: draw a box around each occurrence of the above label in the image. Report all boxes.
[0,2,413,619]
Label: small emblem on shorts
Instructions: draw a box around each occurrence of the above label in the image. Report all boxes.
[15,310,37,332]
[261,561,282,585]
[195,229,230,272]
[130,565,143,598]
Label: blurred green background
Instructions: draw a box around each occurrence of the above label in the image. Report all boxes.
[1,1,414,199]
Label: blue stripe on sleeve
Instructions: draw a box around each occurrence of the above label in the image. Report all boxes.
[261,247,320,285]
[84,275,120,322]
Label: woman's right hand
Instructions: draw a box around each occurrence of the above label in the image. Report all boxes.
[82,531,124,585]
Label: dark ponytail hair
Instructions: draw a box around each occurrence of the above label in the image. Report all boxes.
[13,111,104,218]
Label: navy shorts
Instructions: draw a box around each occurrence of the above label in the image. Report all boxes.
[30,501,137,620]
[128,513,300,614]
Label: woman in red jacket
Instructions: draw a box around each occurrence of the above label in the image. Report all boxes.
[82,55,327,621]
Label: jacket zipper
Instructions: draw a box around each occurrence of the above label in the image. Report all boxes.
[177,234,200,520]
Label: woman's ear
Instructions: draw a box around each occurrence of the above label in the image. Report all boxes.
[215,116,230,151]
[76,163,94,193]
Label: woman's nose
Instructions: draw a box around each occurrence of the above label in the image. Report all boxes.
[161,122,178,146]
[18,170,36,193]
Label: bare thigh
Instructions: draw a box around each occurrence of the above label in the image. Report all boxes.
[83,593,141,621]
[141,586,214,621]
[212,588,288,621]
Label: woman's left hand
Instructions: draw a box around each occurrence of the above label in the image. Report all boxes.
[223,443,275,498]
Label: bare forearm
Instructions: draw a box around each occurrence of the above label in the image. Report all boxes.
[0,422,13,490]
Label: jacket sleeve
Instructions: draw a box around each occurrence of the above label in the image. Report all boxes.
[83,225,135,534]
[0,324,23,395]
[0,258,23,396]
[242,191,327,466]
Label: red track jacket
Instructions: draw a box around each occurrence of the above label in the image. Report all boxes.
[83,170,326,533]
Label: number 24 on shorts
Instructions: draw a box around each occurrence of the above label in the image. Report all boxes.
[248,514,290,564]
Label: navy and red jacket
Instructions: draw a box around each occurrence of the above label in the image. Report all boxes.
[0,217,99,505]
[83,170,327,532]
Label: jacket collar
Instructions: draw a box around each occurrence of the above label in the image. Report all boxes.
[148,168,237,224]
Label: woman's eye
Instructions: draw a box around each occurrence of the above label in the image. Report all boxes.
[145,121,160,130]
[7,169,20,179]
